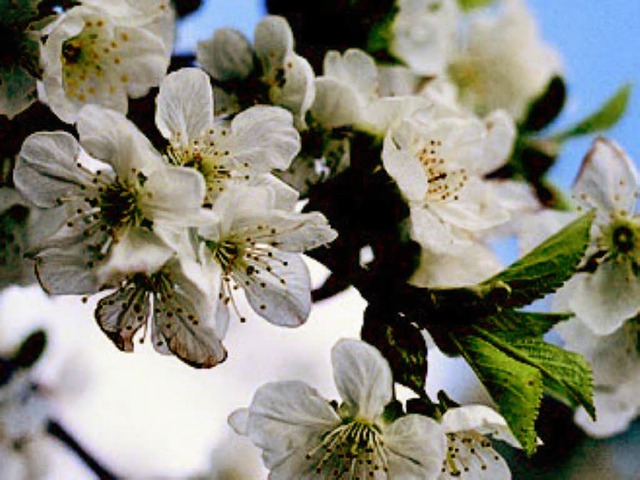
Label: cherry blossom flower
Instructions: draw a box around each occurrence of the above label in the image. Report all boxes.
[566,137,640,335]
[229,339,446,479]
[196,15,315,126]
[447,0,561,120]
[14,105,207,295]
[156,68,301,204]
[39,0,172,123]
[439,405,521,479]
[198,184,337,327]
[382,105,515,253]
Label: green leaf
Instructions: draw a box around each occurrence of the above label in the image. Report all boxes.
[477,310,573,337]
[555,84,632,140]
[362,305,428,394]
[453,334,544,455]
[507,338,595,419]
[457,0,497,11]
[480,211,595,308]
[475,328,595,420]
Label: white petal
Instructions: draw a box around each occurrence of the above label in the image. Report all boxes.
[15,132,90,208]
[77,105,163,177]
[228,408,250,435]
[568,262,640,335]
[152,259,227,368]
[410,206,470,254]
[385,414,447,479]
[573,137,639,216]
[237,210,337,253]
[441,405,521,448]
[229,105,300,172]
[311,77,362,128]
[156,68,213,143]
[140,165,207,226]
[331,339,393,420]
[196,28,254,81]
[238,251,311,327]
[33,244,99,295]
[324,49,378,103]
[434,179,510,232]
[95,281,150,352]
[382,133,428,203]
[244,381,340,469]
[254,16,293,80]
[278,54,316,124]
[96,227,175,285]
[481,109,516,174]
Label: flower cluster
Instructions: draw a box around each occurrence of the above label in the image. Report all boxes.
[14,67,337,368]
[1,0,638,477]
[231,339,522,480]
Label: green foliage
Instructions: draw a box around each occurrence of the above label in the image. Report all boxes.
[555,84,632,140]
[453,333,544,454]
[480,211,595,308]
[453,319,594,454]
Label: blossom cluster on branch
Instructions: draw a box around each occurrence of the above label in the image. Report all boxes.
[0,0,637,478]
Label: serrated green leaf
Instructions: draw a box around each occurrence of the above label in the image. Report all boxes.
[481,211,595,308]
[477,310,573,337]
[508,338,595,419]
[457,0,497,11]
[555,84,632,141]
[475,328,595,420]
[453,334,543,455]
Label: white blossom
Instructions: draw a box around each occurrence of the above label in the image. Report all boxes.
[156,68,301,204]
[199,184,337,327]
[39,0,172,123]
[197,15,315,127]
[382,105,515,253]
[229,338,446,479]
[565,137,640,335]
[14,105,207,294]
[448,0,561,120]
[439,405,521,479]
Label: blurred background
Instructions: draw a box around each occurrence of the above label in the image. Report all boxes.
[2,0,640,478]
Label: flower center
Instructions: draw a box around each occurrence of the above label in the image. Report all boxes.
[599,215,640,264]
[305,420,389,478]
[166,129,248,204]
[442,431,502,477]
[418,139,468,203]
[99,177,147,231]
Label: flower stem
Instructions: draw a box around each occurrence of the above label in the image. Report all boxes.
[46,419,119,480]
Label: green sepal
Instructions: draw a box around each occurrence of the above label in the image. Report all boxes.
[554,83,632,141]
[479,210,595,308]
